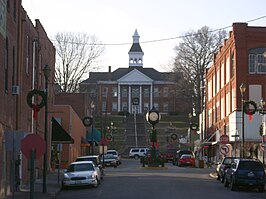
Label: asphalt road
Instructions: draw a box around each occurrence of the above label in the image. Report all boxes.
[55,159,266,199]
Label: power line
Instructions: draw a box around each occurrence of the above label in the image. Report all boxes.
[49,15,266,46]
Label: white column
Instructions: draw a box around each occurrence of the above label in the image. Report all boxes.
[139,85,142,113]
[150,84,153,109]
[118,84,121,112]
[128,85,131,113]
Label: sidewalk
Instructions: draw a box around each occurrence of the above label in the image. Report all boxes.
[4,170,62,199]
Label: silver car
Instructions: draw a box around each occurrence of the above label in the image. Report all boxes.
[62,161,101,189]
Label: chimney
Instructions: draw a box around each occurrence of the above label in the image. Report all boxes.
[108,66,111,72]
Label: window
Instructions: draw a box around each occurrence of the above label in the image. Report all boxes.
[154,103,159,110]
[163,87,168,97]
[143,103,149,111]
[102,101,107,112]
[143,88,149,98]
[221,63,224,87]
[154,87,159,98]
[112,86,117,97]
[231,52,235,78]
[122,102,127,111]
[132,87,139,98]
[112,102,117,111]
[26,36,29,74]
[102,87,108,97]
[5,38,8,92]
[226,57,230,83]
[216,70,220,92]
[248,48,266,74]
[122,87,127,98]
[163,102,168,112]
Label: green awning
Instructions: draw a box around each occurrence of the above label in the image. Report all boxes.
[52,117,74,144]
[86,128,101,142]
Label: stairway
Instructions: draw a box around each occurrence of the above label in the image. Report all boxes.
[125,114,148,148]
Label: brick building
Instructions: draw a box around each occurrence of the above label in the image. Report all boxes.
[205,23,266,163]
[79,30,190,116]
[0,1,56,196]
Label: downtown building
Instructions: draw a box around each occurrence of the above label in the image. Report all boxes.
[79,30,190,116]
[205,23,266,164]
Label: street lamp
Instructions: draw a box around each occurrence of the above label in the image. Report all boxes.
[91,102,95,155]
[43,64,51,193]
[239,83,246,158]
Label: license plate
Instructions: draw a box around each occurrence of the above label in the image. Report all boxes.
[75,180,82,184]
[248,172,255,177]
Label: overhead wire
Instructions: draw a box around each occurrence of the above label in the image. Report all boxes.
[47,15,266,46]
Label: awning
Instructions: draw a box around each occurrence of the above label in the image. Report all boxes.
[86,128,101,142]
[52,117,74,144]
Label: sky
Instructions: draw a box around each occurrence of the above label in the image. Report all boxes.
[22,0,266,72]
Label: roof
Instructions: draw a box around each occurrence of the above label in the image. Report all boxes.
[129,43,143,52]
[81,67,177,84]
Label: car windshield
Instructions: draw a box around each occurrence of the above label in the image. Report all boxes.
[180,154,193,159]
[238,161,264,170]
[223,158,235,165]
[107,151,117,155]
[103,154,115,159]
[76,157,97,165]
[67,163,94,172]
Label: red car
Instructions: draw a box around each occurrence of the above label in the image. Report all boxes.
[178,154,195,167]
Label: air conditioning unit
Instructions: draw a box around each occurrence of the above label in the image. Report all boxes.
[12,85,19,95]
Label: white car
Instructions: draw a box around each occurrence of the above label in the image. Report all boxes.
[106,150,122,164]
[129,148,148,159]
[62,161,101,189]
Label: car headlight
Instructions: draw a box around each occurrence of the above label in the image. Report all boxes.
[88,174,96,179]
[63,174,70,181]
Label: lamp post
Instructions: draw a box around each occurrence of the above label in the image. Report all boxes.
[239,83,246,158]
[43,64,51,193]
[91,102,95,155]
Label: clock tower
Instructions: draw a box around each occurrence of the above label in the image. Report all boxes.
[128,29,144,68]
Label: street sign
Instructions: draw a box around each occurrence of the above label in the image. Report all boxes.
[220,144,229,155]
[220,135,229,144]
[21,134,45,160]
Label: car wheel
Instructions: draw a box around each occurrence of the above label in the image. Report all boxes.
[230,178,237,191]
[93,178,99,188]
[134,155,139,159]
[258,185,264,192]
[224,177,229,187]
[220,175,224,183]
[217,174,220,181]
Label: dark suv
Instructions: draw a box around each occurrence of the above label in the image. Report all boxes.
[216,157,239,183]
[224,159,265,192]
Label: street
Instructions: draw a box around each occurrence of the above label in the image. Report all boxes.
[55,159,266,199]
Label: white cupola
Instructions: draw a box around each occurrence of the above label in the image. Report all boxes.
[128,29,144,67]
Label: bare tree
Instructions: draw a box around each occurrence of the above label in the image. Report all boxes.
[173,26,227,116]
[54,32,105,93]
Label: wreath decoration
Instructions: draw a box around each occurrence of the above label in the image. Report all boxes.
[27,89,46,120]
[243,100,257,115]
[170,133,177,140]
[106,134,112,140]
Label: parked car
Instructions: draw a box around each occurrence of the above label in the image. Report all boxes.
[107,149,122,164]
[129,148,149,159]
[61,161,101,189]
[173,150,195,166]
[101,154,119,167]
[164,148,178,162]
[216,157,238,183]
[75,155,104,179]
[178,154,195,167]
[224,158,265,192]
